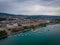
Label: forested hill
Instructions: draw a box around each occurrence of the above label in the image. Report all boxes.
[0,13,60,19]
[27,15,60,19]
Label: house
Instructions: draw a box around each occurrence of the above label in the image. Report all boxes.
[0,28,5,31]
[6,23,18,29]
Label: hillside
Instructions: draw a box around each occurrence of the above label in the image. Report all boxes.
[0,13,60,19]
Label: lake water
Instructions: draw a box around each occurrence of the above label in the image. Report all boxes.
[0,24,60,45]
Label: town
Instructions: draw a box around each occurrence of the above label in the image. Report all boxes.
[0,13,60,39]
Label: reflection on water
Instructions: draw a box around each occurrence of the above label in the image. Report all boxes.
[0,24,60,45]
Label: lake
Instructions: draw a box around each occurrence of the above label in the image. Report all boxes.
[0,24,60,45]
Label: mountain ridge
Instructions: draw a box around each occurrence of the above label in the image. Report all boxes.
[0,13,60,19]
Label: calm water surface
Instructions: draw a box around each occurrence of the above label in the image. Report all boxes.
[0,24,60,45]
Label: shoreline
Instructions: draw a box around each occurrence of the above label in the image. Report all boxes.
[0,23,60,40]
[8,23,60,35]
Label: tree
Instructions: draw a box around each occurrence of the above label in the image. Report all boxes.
[0,30,8,39]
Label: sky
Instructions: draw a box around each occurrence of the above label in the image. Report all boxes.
[0,0,60,15]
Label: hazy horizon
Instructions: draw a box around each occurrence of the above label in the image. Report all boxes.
[0,12,60,16]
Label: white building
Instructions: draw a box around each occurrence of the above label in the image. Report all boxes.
[22,24,30,26]
[6,23,18,28]
[0,28,5,31]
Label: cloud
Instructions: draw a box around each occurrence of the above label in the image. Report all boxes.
[0,0,60,15]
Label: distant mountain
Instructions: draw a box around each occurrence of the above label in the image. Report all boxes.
[0,13,28,18]
[0,13,60,19]
[27,15,60,19]
[0,13,27,16]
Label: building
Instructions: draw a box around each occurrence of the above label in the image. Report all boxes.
[6,23,18,29]
[0,28,5,31]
